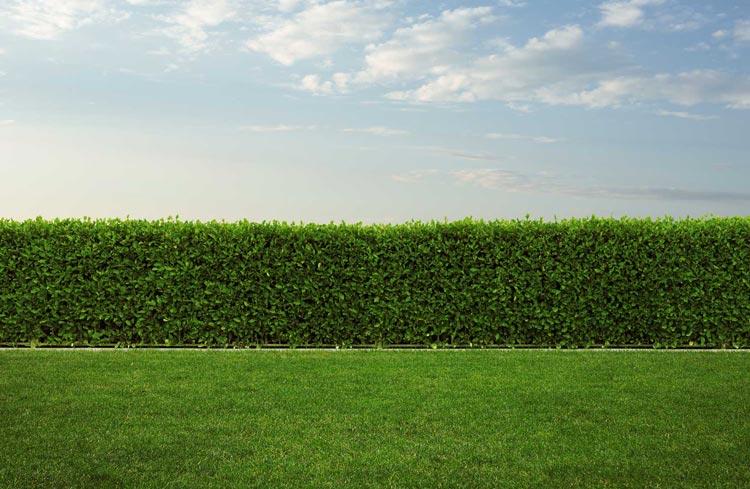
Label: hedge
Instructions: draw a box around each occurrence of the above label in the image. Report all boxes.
[0,217,749,348]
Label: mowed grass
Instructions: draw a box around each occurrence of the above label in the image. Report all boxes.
[1,351,749,488]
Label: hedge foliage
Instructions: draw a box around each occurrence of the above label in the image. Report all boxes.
[0,217,749,347]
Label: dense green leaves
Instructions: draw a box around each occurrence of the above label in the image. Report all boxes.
[1,217,748,347]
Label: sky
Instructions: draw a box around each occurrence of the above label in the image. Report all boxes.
[0,0,748,222]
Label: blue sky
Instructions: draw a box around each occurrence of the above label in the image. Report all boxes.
[0,0,748,222]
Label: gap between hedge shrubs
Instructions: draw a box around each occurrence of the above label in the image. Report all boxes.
[1,217,748,348]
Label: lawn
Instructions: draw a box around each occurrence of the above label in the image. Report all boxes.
[1,351,749,488]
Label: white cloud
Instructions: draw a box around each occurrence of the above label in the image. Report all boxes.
[4,0,126,40]
[712,30,727,40]
[735,20,750,42]
[300,71,352,94]
[597,0,665,28]
[535,78,636,107]
[277,0,303,13]
[355,6,495,83]
[239,124,315,132]
[299,74,334,94]
[598,1,706,32]
[0,119,16,126]
[655,109,718,121]
[506,101,532,113]
[384,25,591,104]
[331,72,351,91]
[246,1,390,65]
[342,126,409,136]
[486,133,564,144]
[157,0,236,52]
[280,5,496,95]
[539,71,750,109]
[524,24,583,51]
[380,21,750,111]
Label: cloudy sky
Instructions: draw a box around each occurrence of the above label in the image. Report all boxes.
[0,0,748,222]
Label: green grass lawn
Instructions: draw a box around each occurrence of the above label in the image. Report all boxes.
[1,351,749,488]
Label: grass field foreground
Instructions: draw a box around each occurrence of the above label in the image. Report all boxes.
[1,350,749,488]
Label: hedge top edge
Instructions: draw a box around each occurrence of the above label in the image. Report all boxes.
[1,215,750,228]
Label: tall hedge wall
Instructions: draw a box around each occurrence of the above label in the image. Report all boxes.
[0,217,748,347]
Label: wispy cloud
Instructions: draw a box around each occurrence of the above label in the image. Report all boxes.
[684,42,710,53]
[655,109,718,121]
[4,0,127,40]
[486,133,564,144]
[735,19,750,43]
[564,186,750,202]
[439,150,505,162]
[412,146,508,162]
[390,169,440,183]
[0,119,16,126]
[393,167,750,202]
[146,46,171,56]
[452,168,527,189]
[239,124,316,132]
[342,126,409,136]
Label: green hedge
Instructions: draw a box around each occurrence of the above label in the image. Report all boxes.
[1,217,749,347]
